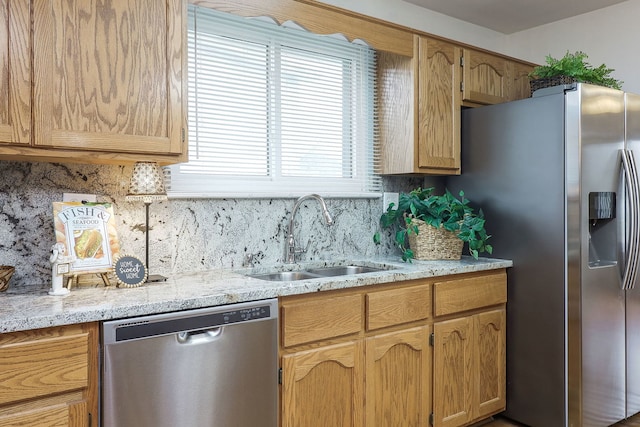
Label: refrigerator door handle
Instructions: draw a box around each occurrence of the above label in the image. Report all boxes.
[621,148,640,290]
[628,149,640,289]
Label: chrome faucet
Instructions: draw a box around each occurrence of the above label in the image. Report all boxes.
[286,194,334,263]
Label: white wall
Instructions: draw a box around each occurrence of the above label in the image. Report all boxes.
[327,0,640,93]
[322,0,508,52]
[505,0,640,94]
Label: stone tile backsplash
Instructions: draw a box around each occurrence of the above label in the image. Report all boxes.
[1,161,429,288]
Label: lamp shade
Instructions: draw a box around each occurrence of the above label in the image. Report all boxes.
[126,162,168,203]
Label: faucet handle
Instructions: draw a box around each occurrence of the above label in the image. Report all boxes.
[296,239,311,256]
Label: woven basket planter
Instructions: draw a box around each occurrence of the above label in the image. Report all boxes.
[407,219,463,260]
[530,75,577,96]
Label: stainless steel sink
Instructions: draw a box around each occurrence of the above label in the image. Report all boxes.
[306,265,388,277]
[247,264,391,281]
[248,271,322,281]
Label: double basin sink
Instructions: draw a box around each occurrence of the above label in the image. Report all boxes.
[247,264,392,282]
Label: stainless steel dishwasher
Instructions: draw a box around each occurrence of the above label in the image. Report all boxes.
[102,298,278,427]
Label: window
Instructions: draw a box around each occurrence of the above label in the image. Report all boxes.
[167,5,380,197]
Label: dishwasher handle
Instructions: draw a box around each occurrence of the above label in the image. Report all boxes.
[176,327,222,344]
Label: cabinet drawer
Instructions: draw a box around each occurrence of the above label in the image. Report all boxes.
[366,284,431,330]
[0,329,90,406]
[281,294,362,347]
[433,271,507,316]
[0,403,70,426]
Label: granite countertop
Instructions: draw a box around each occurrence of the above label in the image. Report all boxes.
[0,256,512,334]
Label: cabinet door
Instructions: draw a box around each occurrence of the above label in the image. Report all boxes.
[433,317,473,427]
[507,61,534,101]
[281,341,364,427]
[32,0,185,156]
[0,323,98,427]
[417,36,461,174]
[462,49,508,105]
[474,308,506,419]
[0,401,87,427]
[0,0,30,145]
[365,326,431,427]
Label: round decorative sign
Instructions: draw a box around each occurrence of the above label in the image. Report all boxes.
[112,254,147,288]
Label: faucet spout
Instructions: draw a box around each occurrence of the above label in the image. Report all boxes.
[286,194,333,263]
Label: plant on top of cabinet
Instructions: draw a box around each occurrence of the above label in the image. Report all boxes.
[529,51,623,91]
[373,187,492,261]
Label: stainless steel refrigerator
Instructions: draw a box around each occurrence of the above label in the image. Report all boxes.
[447,83,640,427]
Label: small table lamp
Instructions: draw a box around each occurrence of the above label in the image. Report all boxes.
[126,162,168,282]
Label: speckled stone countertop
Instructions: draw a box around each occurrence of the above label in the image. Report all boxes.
[0,256,512,333]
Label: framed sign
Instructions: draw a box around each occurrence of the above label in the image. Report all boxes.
[112,254,147,288]
[52,202,120,274]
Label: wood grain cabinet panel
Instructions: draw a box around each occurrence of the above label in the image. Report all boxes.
[0,0,30,145]
[281,341,364,427]
[433,271,507,317]
[0,401,87,427]
[462,48,509,105]
[433,316,474,427]
[366,283,430,330]
[365,326,431,427]
[281,293,362,347]
[506,61,534,101]
[417,36,462,174]
[0,323,98,427]
[377,49,415,175]
[475,308,506,419]
[31,0,186,160]
[0,334,88,405]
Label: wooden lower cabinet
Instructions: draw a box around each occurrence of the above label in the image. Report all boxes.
[365,326,431,427]
[279,270,507,427]
[475,309,507,418]
[432,308,506,427]
[433,316,474,427]
[0,322,98,427]
[281,340,364,427]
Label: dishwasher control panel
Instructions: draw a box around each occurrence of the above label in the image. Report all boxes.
[224,305,271,323]
[103,299,277,344]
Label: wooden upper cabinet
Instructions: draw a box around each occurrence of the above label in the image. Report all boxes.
[417,36,461,174]
[0,0,30,145]
[462,48,509,105]
[378,35,461,175]
[507,60,534,102]
[32,0,185,158]
[378,35,534,176]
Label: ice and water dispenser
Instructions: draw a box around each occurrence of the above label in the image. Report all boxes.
[588,191,617,267]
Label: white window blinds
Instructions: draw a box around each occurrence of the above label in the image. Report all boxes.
[167,5,381,197]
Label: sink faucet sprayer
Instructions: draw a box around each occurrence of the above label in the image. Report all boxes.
[286,194,334,263]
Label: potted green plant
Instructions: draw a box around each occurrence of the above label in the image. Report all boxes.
[529,50,622,91]
[373,187,492,261]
